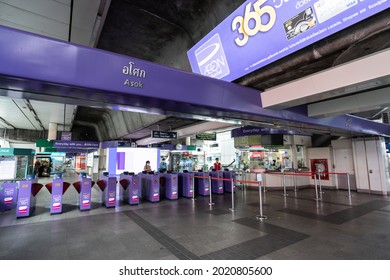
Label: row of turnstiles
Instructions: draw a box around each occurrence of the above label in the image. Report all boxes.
[0,170,236,218]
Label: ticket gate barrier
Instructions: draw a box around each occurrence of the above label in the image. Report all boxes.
[210,171,224,194]
[120,173,140,205]
[16,179,43,218]
[178,172,194,198]
[194,172,210,196]
[223,170,236,193]
[142,173,160,202]
[99,176,117,208]
[160,173,178,200]
[45,175,71,214]
[73,176,93,211]
[0,182,18,211]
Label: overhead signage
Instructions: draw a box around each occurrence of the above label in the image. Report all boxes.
[61,132,72,141]
[187,0,389,81]
[196,133,217,141]
[231,126,311,137]
[0,148,13,156]
[151,130,177,139]
[53,141,100,149]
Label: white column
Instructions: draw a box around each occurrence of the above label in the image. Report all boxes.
[48,122,58,140]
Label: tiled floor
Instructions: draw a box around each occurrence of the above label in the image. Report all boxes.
[1,170,390,260]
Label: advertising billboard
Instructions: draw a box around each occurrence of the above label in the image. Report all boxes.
[187,0,389,82]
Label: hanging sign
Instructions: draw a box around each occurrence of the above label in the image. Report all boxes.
[151,130,177,139]
[187,0,389,82]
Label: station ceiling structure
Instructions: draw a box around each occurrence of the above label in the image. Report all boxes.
[0,0,389,146]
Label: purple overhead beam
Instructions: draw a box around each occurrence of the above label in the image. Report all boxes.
[0,26,388,137]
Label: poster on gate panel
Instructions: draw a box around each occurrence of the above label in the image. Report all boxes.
[311,159,329,180]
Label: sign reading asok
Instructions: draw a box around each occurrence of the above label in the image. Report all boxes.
[187,0,389,82]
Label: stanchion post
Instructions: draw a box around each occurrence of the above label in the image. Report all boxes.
[229,177,236,212]
[256,180,267,221]
[318,170,323,200]
[191,175,196,201]
[346,172,353,197]
[282,172,288,197]
[208,176,214,206]
[293,170,297,192]
[314,172,320,201]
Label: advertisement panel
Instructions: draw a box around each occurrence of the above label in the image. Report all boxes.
[187,0,389,81]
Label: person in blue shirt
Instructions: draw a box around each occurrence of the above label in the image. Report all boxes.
[159,157,168,173]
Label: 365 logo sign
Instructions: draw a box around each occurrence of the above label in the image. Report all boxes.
[231,0,277,46]
[194,33,230,79]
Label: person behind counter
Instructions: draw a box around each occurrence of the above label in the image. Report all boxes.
[213,158,221,171]
[144,160,152,172]
[159,157,167,173]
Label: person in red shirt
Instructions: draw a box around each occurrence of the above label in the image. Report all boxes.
[213,158,221,171]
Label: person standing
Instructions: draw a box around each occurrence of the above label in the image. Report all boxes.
[213,158,221,171]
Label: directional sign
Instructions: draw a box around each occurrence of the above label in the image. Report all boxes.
[151,130,177,139]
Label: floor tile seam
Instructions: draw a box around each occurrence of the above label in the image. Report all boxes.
[263,193,356,207]
[121,210,200,260]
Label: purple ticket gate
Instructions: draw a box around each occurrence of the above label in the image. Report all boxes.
[178,173,194,198]
[160,173,178,200]
[16,180,44,218]
[0,182,18,211]
[142,173,160,202]
[45,179,71,214]
[194,172,210,196]
[103,177,117,208]
[210,171,224,194]
[223,171,236,193]
[73,177,93,211]
[120,174,140,205]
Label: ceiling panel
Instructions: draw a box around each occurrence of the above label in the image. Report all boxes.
[0,95,76,131]
[0,96,36,129]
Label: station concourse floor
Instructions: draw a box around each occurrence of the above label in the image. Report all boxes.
[1,169,390,260]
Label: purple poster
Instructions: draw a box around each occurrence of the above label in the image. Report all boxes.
[80,178,92,210]
[187,0,389,82]
[16,180,32,217]
[50,179,64,214]
[0,182,18,211]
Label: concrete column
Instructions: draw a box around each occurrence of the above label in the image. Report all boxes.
[48,122,58,140]
[186,137,191,145]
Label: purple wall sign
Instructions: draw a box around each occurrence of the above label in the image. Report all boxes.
[187,0,389,81]
[50,178,64,214]
[231,126,312,137]
[16,180,32,217]
[0,182,18,211]
[54,141,99,149]
[61,132,72,141]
